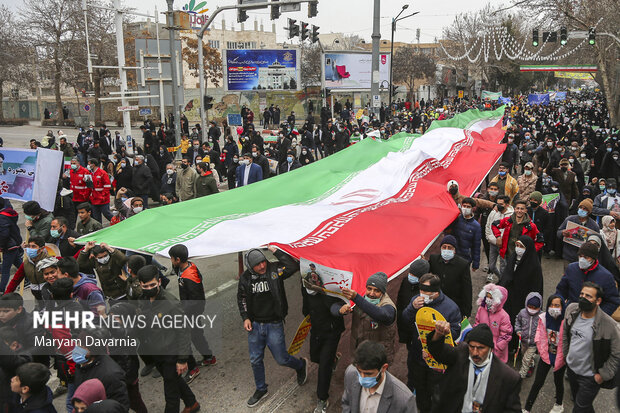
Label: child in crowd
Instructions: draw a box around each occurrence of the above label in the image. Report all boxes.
[474,284,512,363]
[515,292,543,378]
[10,362,56,413]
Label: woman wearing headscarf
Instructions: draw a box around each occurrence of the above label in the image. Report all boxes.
[113,154,133,193]
[586,232,620,284]
[601,215,620,260]
[499,235,544,350]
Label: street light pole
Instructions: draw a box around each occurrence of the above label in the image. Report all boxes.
[370,0,380,118]
[389,5,419,117]
[166,0,182,157]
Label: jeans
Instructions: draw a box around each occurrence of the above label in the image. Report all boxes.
[567,368,600,413]
[309,330,341,401]
[488,244,506,276]
[91,203,113,223]
[65,382,75,413]
[248,321,303,392]
[155,356,197,413]
[0,248,22,292]
[525,361,565,410]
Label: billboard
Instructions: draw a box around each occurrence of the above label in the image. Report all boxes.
[224,49,300,91]
[323,52,390,89]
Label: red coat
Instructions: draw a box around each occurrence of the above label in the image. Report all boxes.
[89,167,112,205]
[70,166,92,203]
[491,214,543,258]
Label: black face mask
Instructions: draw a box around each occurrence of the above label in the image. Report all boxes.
[560,167,568,172]
[449,187,458,195]
[142,287,159,298]
[578,297,596,312]
[497,204,505,212]
[530,202,539,209]
[181,163,188,169]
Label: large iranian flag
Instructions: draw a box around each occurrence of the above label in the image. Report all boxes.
[79,107,506,291]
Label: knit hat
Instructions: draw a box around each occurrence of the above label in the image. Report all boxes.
[366,272,388,294]
[465,324,494,348]
[22,201,43,216]
[578,242,598,260]
[36,256,58,272]
[440,235,457,248]
[579,198,593,214]
[245,249,267,270]
[530,191,543,203]
[527,296,541,308]
[409,259,430,277]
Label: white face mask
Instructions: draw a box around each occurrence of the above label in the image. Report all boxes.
[133,206,143,214]
[97,255,110,265]
[461,207,472,217]
[578,257,593,270]
[515,246,526,258]
[548,308,562,318]
[420,293,433,305]
[527,307,539,315]
[166,169,174,175]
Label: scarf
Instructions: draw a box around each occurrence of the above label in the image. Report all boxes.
[601,216,617,252]
[462,353,493,413]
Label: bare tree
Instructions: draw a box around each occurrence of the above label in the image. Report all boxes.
[392,45,437,100]
[182,35,222,87]
[299,43,321,88]
[0,6,29,120]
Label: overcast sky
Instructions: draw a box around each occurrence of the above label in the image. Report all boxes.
[5,0,505,43]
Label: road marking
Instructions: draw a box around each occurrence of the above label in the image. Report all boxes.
[256,362,317,413]
[204,279,237,299]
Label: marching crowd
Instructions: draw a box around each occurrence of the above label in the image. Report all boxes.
[0,91,618,413]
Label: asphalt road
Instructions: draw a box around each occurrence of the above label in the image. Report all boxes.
[0,124,618,412]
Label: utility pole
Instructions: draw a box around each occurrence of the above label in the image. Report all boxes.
[114,0,132,143]
[166,0,182,156]
[370,0,380,117]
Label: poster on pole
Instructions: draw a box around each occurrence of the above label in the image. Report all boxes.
[323,52,390,89]
[0,148,63,211]
[299,258,352,303]
[223,49,300,91]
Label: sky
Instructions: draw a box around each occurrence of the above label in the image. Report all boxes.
[4,0,505,43]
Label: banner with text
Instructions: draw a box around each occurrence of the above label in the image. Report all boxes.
[224,49,299,91]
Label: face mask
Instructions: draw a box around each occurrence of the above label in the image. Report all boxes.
[497,204,505,212]
[87,165,93,171]
[441,249,454,261]
[607,148,612,152]
[420,293,434,305]
[252,152,258,158]
[577,208,588,218]
[408,274,419,285]
[524,170,532,176]
[160,149,164,155]
[515,246,526,258]
[193,145,199,149]
[287,156,293,163]
[608,188,617,195]
[72,346,89,364]
[448,187,458,195]
[547,142,553,147]
[578,257,593,270]
[305,287,317,296]
[548,308,562,318]
[365,296,381,306]
[242,159,250,166]
[599,185,606,191]
[357,370,381,389]
[578,297,596,312]
[71,164,78,170]
[580,153,586,158]
[527,307,539,315]
[233,159,239,163]
[485,297,494,310]
[181,163,188,169]
[25,248,38,259]
[166,169,174,176]
[97,255,110,265]
[50,229,61,239]
[551,187,558,192]
[133,207,143,214]
[461,207,472,217]
[530,201,539,209]
[302,150,307,155]
[120,161,127,168]
[142,286,159,298]
[560,167,568,172]
[498,171,507,177]
[507,139,513,143]
[571,146,579,151]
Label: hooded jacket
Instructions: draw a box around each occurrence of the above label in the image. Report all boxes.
[474,284,513,363]
[514,292,543,346]
[71,378,106,407]
[74,356,129,408]
[485,205,514,244]
[0,207,22,251]
[73,275,106,313]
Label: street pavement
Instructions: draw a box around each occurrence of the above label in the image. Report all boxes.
[0,124,617,412]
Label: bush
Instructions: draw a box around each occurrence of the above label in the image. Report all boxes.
[41,119,76,127]
[0,118,29,126]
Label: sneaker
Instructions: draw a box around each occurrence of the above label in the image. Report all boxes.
[200,355,217,366]
[184,367,200,384]
[52,385,67,398]
[549,404,564,413]
[140,363,155,377]
[313,399,329,413]
[247,389,269,408]
[296,357,308,386]
[181,402,200,413]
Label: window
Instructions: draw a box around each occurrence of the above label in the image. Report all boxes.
[208,40,220,49]
[225,41,257,50]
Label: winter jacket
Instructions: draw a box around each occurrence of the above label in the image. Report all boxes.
[0,207,22,252]
[237,250,299,322]
[490,173,519,203]
[73,275,106,314]
[53,229,81,258]
[76,217,102,237]
[556,215,600,262]
[429,254,472,318]
[301,288,344,337]
[89,167,111,205]
[194,172,218,197]
[177,262,205,315]
[563,303,620,387]
[396,277,420,343]
[74,356,129,407]
[69,166,92,203]
[492,214,543,258]
[175,167,198,201]
[548,167,579,204]
[592,192,620,217]
[475,284,513,363]
[349,293,398,364]
[517,174,538,202]
[71,378,106,407]
[10,387,57,413]
[27,212,53,242]
[535,313,565,371]
[77,249,128,299]
[453,214,481,268]
[485,206,514,244]
[555,260,620,316]
[160,172,176,197]
[6,251,50,293]
[514,292,543,346]
[130,163,152,196]
[83,400,126,413]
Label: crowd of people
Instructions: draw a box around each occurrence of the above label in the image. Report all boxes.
[0,91,619,413]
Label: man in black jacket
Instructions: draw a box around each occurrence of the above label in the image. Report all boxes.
[0,200,22,293]
[237,247,307,408]
[137,265,200,413]
[49,216,80,257]
[131,155,153,208]
[251,145,270,179]
[527,191,550,259]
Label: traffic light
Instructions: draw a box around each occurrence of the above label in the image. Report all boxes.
[204,96,213,110]
[588,28,595,45]
[270,0,280,20]
[308,0,318,18]
[237,9,248,23]
[301,22,309,41]
[532,29,539,47]
[311,25,319,44]
[287,18,299,39]
[560,27,567,45]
